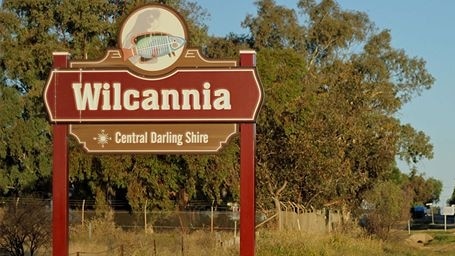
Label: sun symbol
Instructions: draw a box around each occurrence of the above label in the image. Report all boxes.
[93,130,111,148]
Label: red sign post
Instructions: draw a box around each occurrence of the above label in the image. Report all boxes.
[239,51,257,256]
[45,5,263,256]
[51,52,70,256]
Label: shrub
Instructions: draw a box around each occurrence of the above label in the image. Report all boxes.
[0,198,51,256]
[362,181,408,240]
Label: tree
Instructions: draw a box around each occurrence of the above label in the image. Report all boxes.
[0,199,51,256]
[242,0,303,49]
[448,186,455,206]
[400,169,443,205]
[0,0,437,218]
[397,124,434,166]
[1,0,233,211]
[240,0,435,216]
[362,181,408,240]
[0,0,119,196]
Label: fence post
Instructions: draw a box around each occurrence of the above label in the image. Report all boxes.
[181,234,184,256]
[327,209,332,233]
[88,222,92,240]
[144,200,147,233]
[153,239,157,256]
[234,220,237,238]
[210,206,214,233]
[81,199,85,225]
[120,245,124,256]
[280,202,287,230]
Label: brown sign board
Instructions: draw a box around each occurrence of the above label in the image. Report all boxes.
[69,123,238,153]
[44,68,262,123]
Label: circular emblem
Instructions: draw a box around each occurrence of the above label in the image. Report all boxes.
[119,5,188,72]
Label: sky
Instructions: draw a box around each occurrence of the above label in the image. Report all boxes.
[196,0,455,206]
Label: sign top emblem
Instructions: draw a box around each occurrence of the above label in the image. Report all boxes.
[119,5,188,72]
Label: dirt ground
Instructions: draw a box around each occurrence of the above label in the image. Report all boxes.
[389,229,455,255]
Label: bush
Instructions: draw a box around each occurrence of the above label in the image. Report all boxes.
[362,181,408,240]
[0,198,51,256]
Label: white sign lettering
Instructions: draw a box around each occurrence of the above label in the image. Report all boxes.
[71,82,231,111]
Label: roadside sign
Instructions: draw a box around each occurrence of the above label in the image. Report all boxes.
[46,4,263,256]
[442,206,455,216]
[70,123,238,153]
[44,69,262,123]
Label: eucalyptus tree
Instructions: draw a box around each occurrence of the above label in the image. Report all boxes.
[0,0,127,197]
[0,0,228,211]
[241,0,435,215]
[0,0,438,216]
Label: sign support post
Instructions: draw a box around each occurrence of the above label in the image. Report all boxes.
[239,50,257,256]
[51,52,70,256]
[240,123,256,256]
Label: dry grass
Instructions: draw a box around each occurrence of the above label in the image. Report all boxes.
[67,218,455,256]
[257,230,384,256]
[69,218,238,256]
[257,229,455,256]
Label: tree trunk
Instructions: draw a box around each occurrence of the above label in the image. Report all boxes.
[340,203,351,230]
[269,181,287,231]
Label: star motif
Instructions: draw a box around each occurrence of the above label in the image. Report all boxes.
[93,129,111,148]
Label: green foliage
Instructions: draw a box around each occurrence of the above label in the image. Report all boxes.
[362,181,407,240]
[254,47,307,208]
[182,140,241,205]
[448,187,455,206]
[0,0,124,196]
[0,0,439,217]
[243,0,303,49]
[432,232,455,244]
[384,167,442,207]
[397,124,434,165]
[1,0,229,210]
[0,81,52,195]
[239,0,436,213]
[399,169,443,205]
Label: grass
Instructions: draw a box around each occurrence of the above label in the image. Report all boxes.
[66,218,455,256]
[69,218,238,256]
[432,231,455,243]
[257,229,455,256]
[257,230,384,256]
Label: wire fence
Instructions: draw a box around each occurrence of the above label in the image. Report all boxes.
[70,209,242,233]
[0,197,351,255]
[0,197,245,255]
[0,197,245,232]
